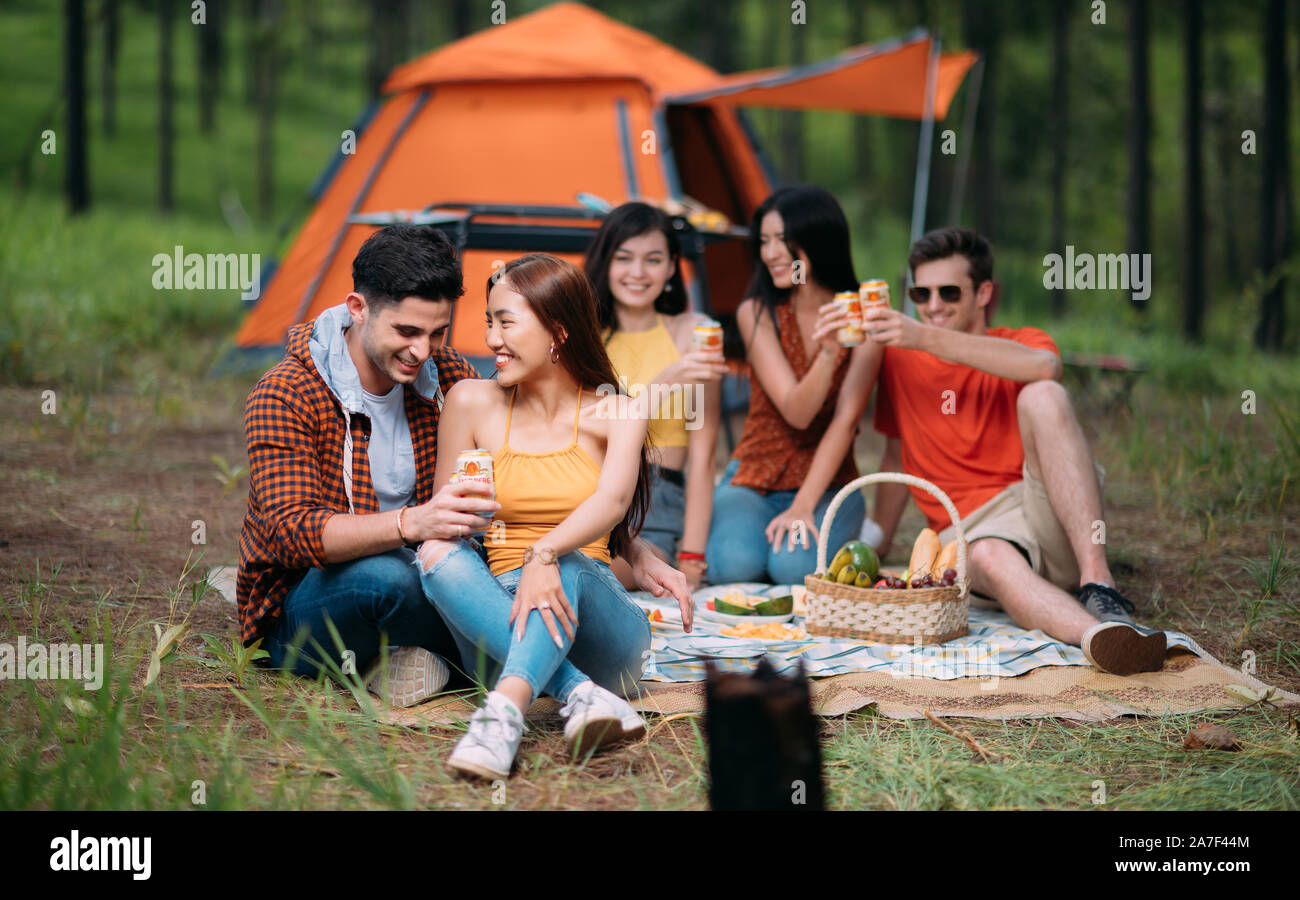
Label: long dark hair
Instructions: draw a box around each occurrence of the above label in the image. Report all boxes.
[490,254,651,560]
[744,186,858,333]
[584,202,688,334]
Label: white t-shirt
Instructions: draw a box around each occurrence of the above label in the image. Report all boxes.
[361,384,416,512]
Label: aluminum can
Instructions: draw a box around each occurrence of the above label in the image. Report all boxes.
[454,449,495,534]
[833,291,864,346]
[693,320,724,358]
[859,279,891,313]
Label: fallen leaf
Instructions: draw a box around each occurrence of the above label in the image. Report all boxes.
[63,696,95,716]
[1183,723,1241,751]
[1224,684,1262,704]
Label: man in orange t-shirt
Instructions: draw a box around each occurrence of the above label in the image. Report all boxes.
[863,227,1165,676]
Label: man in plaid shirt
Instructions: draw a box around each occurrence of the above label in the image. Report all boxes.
[239,225,688,706]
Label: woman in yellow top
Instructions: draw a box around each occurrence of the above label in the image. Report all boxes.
[415,254,693,781]
[584,202,728,592]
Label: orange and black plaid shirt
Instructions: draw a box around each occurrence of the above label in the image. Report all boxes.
[236,319,477,646]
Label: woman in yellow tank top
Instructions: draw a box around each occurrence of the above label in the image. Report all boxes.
[415,254,694,781]
[585,202,728,592]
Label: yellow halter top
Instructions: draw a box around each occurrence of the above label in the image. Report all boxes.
[487,387,612,576]
[603,316,690,450]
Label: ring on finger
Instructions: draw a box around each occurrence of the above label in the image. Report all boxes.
[539,602,551,609]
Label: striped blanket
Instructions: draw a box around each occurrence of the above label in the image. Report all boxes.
[630,583,1196,684]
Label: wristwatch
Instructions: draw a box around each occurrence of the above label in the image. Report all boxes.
[522,545,558,566]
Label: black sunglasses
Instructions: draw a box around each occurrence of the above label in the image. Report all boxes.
[907,284,964,304]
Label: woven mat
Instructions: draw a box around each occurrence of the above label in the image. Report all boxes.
[377,637,1299,726]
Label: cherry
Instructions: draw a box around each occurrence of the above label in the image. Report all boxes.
[943,568,957,581]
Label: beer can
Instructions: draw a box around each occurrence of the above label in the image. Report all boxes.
[455,449,495,534]
[833,291,864,347]
[693,320,724,358]
[860,279,891,312]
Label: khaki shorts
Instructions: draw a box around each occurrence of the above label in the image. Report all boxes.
[936,461,1105,607]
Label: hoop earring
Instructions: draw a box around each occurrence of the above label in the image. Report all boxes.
[550,343,560,364]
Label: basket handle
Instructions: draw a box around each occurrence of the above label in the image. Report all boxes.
[815,473,969,598]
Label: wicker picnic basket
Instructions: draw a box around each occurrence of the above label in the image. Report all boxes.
[803,473,970,645]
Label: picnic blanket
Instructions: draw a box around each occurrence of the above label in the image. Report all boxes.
[634,584,1199,683]
[204,568,1299,723]
[380,583,1300,725]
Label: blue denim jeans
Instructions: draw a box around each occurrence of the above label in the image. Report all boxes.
[264,547,461,679]
[705,458,866,585]
[417,541,651,702]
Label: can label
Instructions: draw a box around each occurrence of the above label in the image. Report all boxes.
[693,320,724,357]
[833,292,864,346]
[860,279,891,312]
[455,450,495,539]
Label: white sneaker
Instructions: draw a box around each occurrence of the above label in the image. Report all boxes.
[560,680,647,757]
[858,517,885,552]
[447,691,526,780]
[363,646,450,708]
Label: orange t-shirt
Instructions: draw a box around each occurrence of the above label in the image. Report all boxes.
[873,327,1061,531]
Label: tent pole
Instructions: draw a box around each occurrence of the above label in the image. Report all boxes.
[947,55,985,226]
[905,32,942,318]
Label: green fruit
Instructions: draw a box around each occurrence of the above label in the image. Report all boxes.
[714,596,758,616]
[843,541,880,584]
[836,565,858,585]
[753,594,794,616]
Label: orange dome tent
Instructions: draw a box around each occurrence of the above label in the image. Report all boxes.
[230,2,976,370]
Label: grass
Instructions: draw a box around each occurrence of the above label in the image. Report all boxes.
[4,591,1298,811]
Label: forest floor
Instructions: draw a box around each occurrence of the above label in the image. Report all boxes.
[3,367,1297,812]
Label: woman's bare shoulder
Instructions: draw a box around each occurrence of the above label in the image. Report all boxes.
[445,378,508,411]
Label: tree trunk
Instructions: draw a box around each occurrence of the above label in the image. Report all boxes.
[963,0,998,240]
[255,0,277,221]
[779,18,806,184]
[450,0,471,38]
[65,0,90,213]
[367,0,412,98]
[1050,0,1068,316]
[1211,23,1241,286]
[704,0,736,73]
[1127,0,1151,315]
[244,0,257,105]
[850,1,872,188]
[197,0,223,135]
[1182,0,1205,341]
[1255,0,1291,350]
[159,0,174,213]
[100,0,118,137]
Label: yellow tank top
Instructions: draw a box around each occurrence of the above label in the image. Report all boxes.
[487,387,612,576]
[603,316,690,449]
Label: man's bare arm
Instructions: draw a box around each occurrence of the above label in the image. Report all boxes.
[873,438,909,559]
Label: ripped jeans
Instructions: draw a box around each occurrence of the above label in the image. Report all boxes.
[416,540,651,702]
